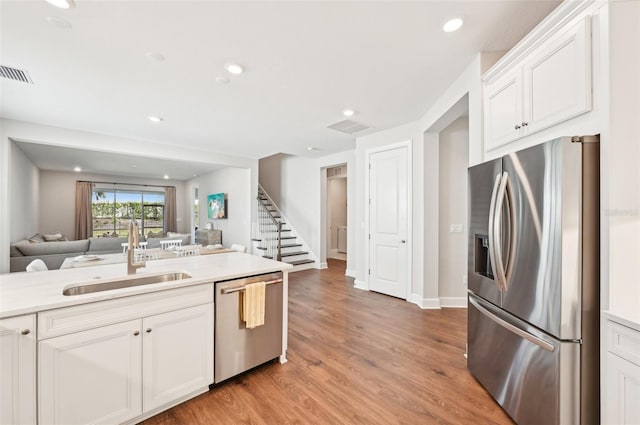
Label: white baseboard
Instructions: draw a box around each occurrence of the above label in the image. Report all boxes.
[345,268,355,278]
[354,279,368,290]
[408,294,441,309]
[328,248,338,257]
[316,262,328,269]
[439,297,468,308]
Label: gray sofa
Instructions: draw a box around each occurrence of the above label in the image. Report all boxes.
[10,237,127,272]
[10,233,193,272]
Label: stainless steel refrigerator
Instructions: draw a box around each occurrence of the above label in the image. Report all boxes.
[467,136,600,425]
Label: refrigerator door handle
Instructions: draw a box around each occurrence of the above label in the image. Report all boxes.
[469,296,555,352]
[493,173,509,291]
[487,173,502,291]
[503,173,517,290]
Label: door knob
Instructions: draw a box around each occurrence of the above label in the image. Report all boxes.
[514,124,521,130]
[133,331,140,336]
[146,328,152,333]
[21,329,30,335]
[401,240,406,243]
[522,122,528,127]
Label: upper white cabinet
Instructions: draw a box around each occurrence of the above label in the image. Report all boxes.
[484,16,592,151]
[0,315,36,425]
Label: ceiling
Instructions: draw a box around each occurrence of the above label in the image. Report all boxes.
[1,0,561,163]
[14,141,224,181]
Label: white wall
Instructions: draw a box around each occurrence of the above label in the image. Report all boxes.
[38,170,189,239]
[606,0,640,321]
[438,117,469,301]
[187,167,252,250]
[328,177,347,250]
[9,141,39,243]
[259,150,356,274]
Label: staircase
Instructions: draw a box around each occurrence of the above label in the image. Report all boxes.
[253,185,316,271]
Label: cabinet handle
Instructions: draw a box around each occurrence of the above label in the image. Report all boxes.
[146,328,152,333]
[514,124,521,130]
[133,331,140,336]
[522,122,528,127]
[21,329,30,335]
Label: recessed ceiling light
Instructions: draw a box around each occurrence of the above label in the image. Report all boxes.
[45,16,72,29]
[146,52,165,62]
[225,63,244,75]
[163,175,169,179]
[44,0,75,9]
[73,166,82,172]
[215,76,230,85]
[443,18,464,33]
[148,116,163,123]
[342,109,355,117]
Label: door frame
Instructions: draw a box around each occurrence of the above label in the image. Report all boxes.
[365,140,413,299]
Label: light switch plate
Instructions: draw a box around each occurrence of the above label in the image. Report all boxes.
[450,224,463,233]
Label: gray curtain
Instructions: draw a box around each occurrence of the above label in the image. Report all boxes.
[165,186,177,233]
[75,181,93,240]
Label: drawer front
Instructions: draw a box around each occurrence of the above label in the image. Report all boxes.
[38,284,213,340]
[608,321,640,367]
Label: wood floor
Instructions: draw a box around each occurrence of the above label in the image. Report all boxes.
[142,259,513,425]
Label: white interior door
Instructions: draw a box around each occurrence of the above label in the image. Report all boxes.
[369,145,409,299]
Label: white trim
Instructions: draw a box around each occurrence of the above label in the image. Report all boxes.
[354,279,368,291]
[408,294,441,309]
[484,0,598,82]
[316,262,328,270]
[365,140,413,302]
[439,297,468,308]
[345,268,355,278]
[290,262,316,273]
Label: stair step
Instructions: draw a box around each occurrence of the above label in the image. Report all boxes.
[256,246,267,250]
[280,251,309,257]
[287,259,315,266]
[262,255,273,259]
[263,229,292,233]
[279,243,302,248]
[252,238,262,242]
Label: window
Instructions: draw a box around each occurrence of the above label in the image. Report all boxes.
[92,189,165,237]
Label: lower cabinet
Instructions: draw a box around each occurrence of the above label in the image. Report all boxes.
[38,303,214,425]
[603,318,640,425]
[0,314,36,425]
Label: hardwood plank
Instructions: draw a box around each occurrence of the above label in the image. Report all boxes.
[141,259,513,425]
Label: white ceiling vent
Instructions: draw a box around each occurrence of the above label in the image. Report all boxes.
[0,65,34,84]
[327,119,372,135]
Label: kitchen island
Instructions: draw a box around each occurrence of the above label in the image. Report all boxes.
[0,252,292,425]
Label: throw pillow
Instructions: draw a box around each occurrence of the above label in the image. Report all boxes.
[43,232,66,242]
[28,233,45,243]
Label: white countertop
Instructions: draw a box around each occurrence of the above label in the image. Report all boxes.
[601,310,640,333]
[0,253,292,319]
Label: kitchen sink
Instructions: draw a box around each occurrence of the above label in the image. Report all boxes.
[62,272,192,296]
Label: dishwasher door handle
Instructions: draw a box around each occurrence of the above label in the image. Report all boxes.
[221,278,283,294]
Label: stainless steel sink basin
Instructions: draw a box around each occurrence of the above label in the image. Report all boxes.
[62,272,192,296]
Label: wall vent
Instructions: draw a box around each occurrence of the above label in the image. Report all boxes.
[327,119,372,135]
[0,65,33,84]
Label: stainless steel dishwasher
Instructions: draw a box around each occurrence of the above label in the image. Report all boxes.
[214,272,283,383]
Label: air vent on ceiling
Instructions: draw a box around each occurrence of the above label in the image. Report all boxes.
[327,119,372,135]
[0,65,34,84]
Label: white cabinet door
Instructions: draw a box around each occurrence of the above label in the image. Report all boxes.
[604,353,640,425]
[523,17,592,134]
[142,303,214,412]
[39,320,142,425]
[484,69,523,150]
[0,315,36,425]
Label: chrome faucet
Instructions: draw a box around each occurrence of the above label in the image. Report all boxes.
[127,220,146,275]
